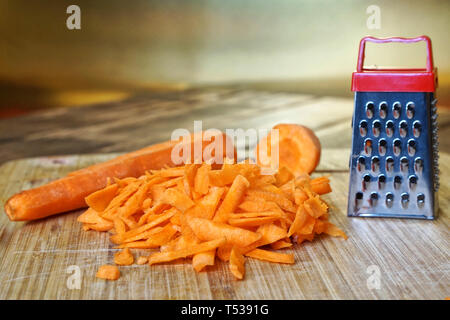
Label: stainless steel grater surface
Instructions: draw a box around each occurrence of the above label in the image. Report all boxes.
[348,36,439,219]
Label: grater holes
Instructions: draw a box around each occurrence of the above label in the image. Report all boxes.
[409,175,418,191]
[406,102,415,119]
[378,175,386,189]
[399,121,408,138]
[371,156,380,172]
[386,120,394,137]
[386,157,394,172]
[355,192,363,209]
[413,121,421,138]
[359,120,368,136]
[400,157,409,172]
[401,193,409,208]
[362,174,371,190]
[386,193,394,208]
[417,193,425,208]
[392,102,401,118]
[379,102,388,119]
[393,139,402,156]
[364,138,373,155]
[414,158,423,174]
[370,192,379,206]
[378,139,387,156]
[408,139,416,156]
[394,176,402,190]
[366,102,375,118]
[356,157,366,172]
[372,120,381,137]
[357,157,366,172]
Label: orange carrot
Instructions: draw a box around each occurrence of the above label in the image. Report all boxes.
[229,247,245,279]
[194,163,211,195]
[4,131,234,221]
[310,176,332,195]
[85,184,118,212]
[76,154,347,281]
[96,265,120,280]
[270,239,292,250]
[192,250,216,272]
[228,216,279,228]
[245,248,294,264]
[187,216,261,247]
[114,248,134,265]
[148,238,226,265]
[256,123,321,176]
[213,175,250,222]
[77,208,114,232]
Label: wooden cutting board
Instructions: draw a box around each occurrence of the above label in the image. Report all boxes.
[0,149,448,300]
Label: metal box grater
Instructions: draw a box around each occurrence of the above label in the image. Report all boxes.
[348,36,439,219]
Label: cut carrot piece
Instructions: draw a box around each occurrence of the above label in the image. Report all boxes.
[160,188,195,212]
[121,226,165,243]
[192,250,216,272]
[240,222,287,253]
[238,200,282,214]
[295,233,315,244]
[217,244,233,261]
[156,167,185,178]
[313,219,325,234]
[245,248,294,264]
[194,163,211,195]
[77,208,114,231]
[148,238,226,265]
[113,209,176,243]
[118,224,177,249]
[136,256,148,265]
[229,247,245,280]
[294,188,308,205]
[182,164,199,198]
[245,189,296,213]
[228,216,279,228]
[298,214,316,235]
[96,265,120,280]
[256,123,321,176]
[274,167,294,187]
[270,239,293,250]
[85,184,118,212]
[304,195,328,219]
[279,180,295,202]
[197,187,225,220]
[310,176,332,195]
[213,175,250,222]
[288,205,308,237]
[114,248,134,265]
[187,216,261,247]
[208,163,257,187]
[323,222,348,239]
[228,211,282,219]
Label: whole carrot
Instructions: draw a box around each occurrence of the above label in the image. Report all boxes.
[4,132,234,221]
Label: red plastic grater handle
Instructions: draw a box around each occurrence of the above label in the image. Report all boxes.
[356,36,434,73]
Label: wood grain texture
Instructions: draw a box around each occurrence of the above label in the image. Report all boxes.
[0,149,448,300]
[1,88,448,166]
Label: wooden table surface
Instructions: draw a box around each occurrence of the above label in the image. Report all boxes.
[0,88,448,300]
[1,87,448,164]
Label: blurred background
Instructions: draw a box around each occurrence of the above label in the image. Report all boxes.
[0,0,449,117]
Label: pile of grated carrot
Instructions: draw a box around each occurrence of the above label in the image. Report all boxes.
[78,161,347,281]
